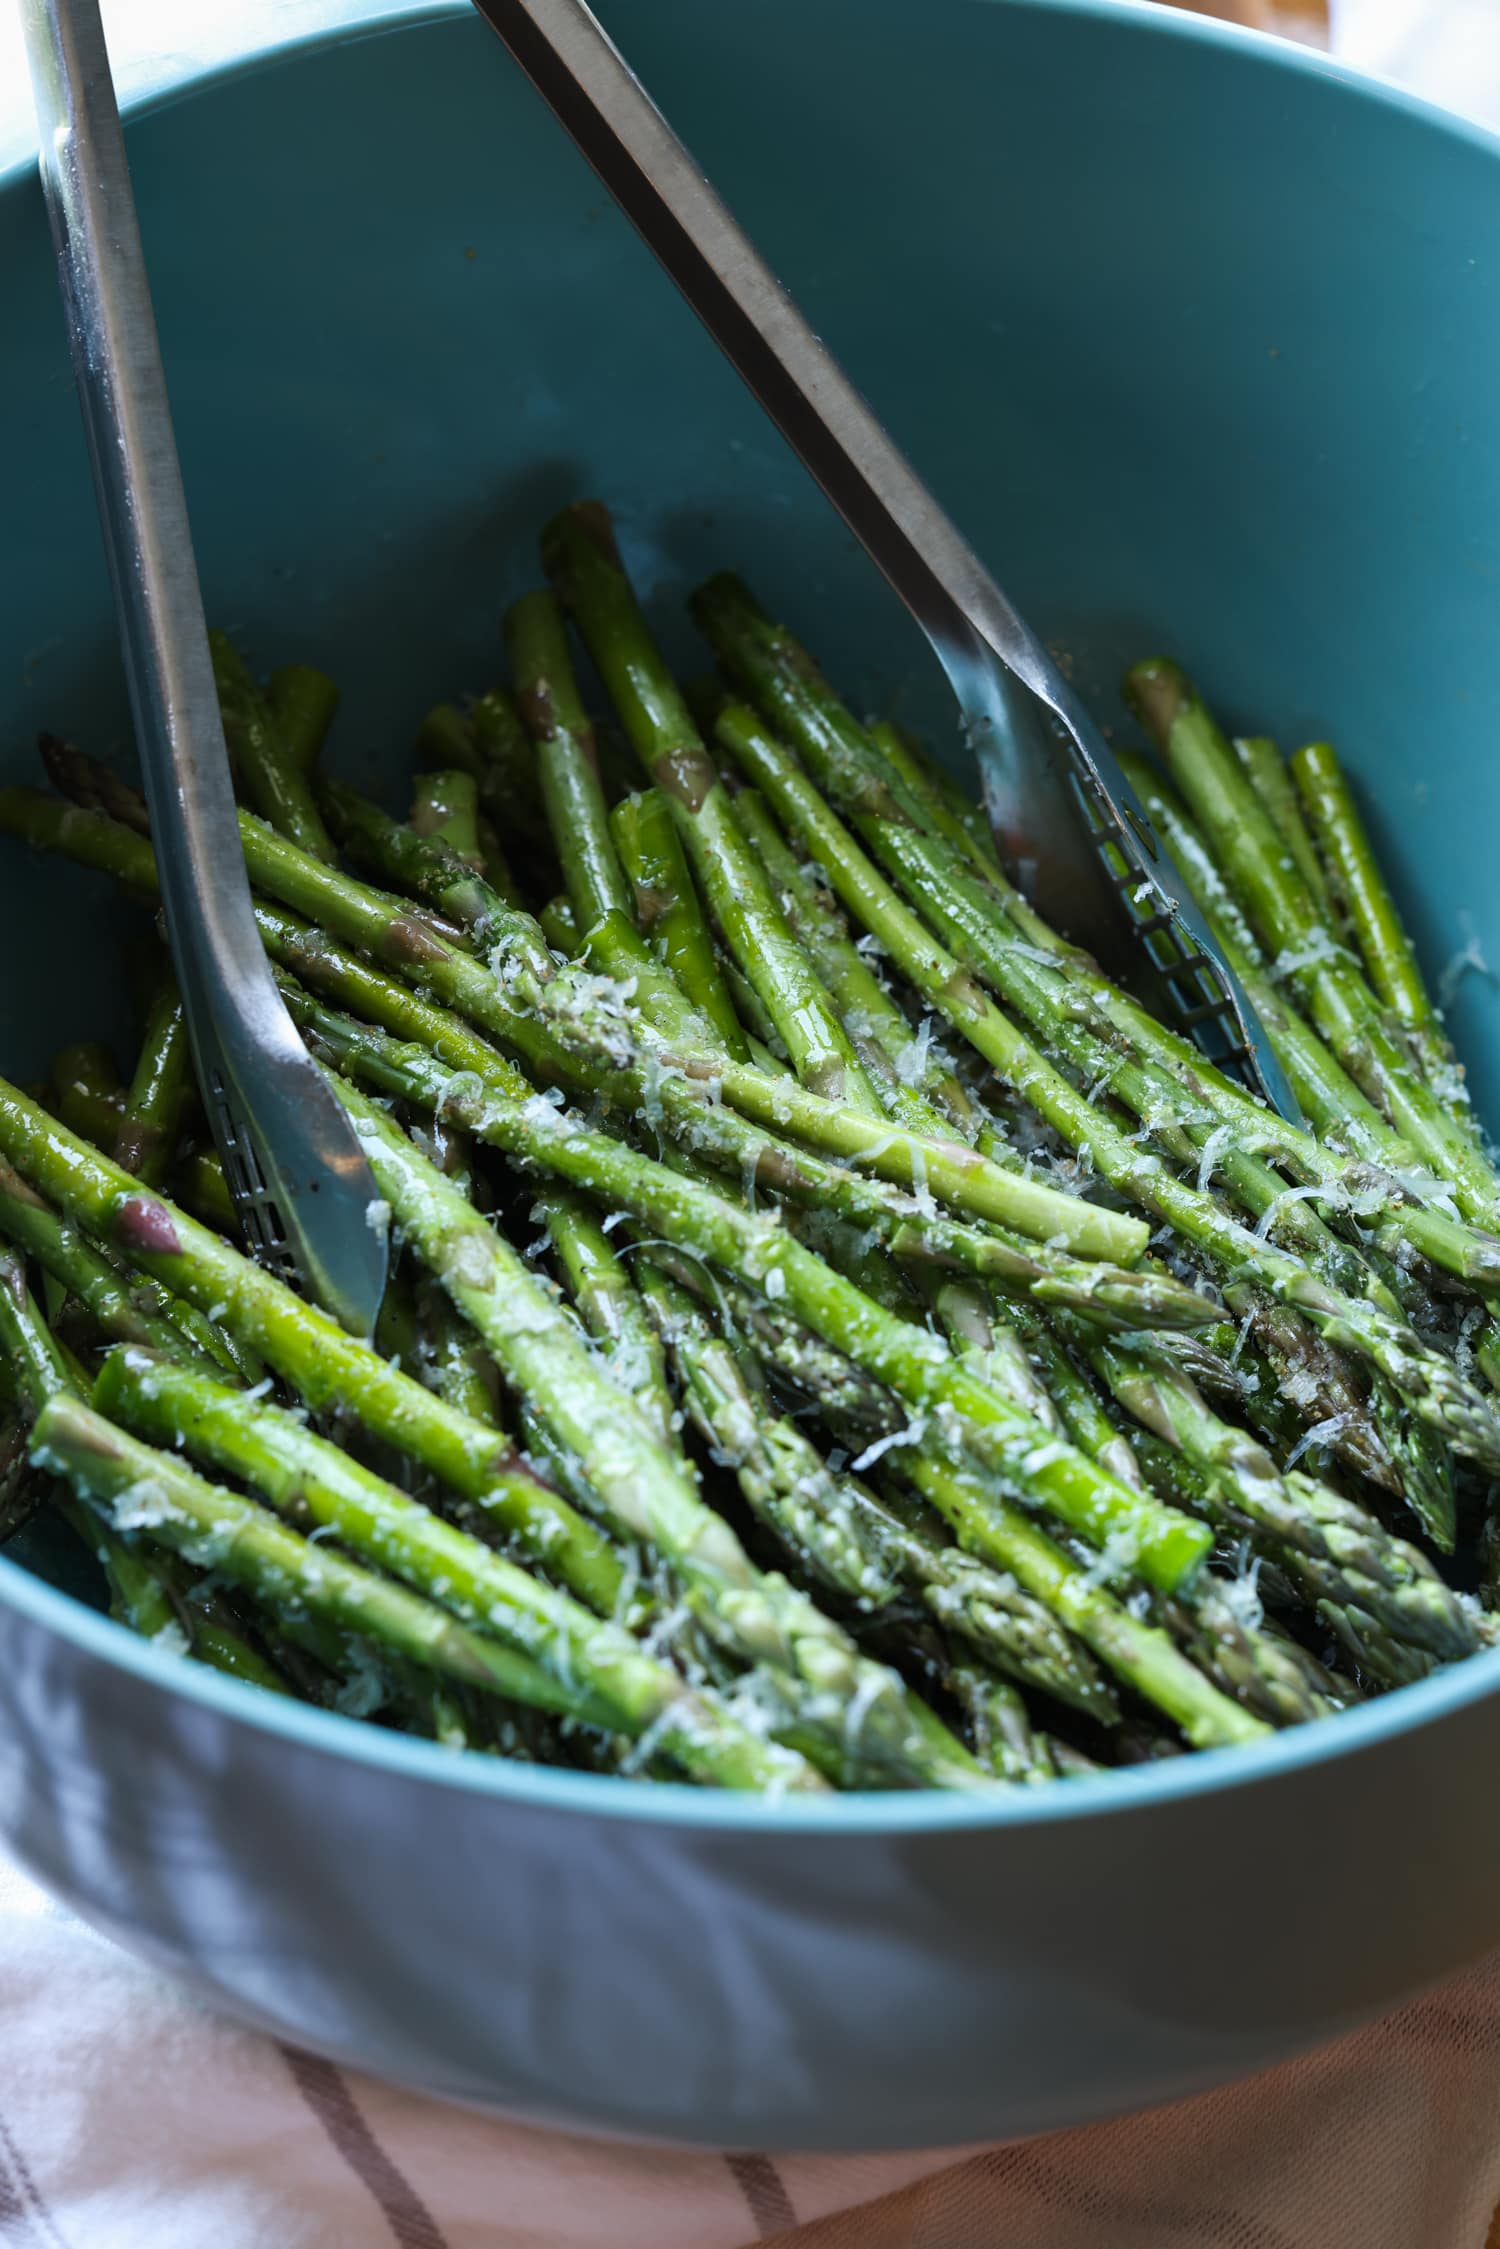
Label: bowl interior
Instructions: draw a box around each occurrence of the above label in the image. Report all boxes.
[2,0,1500,1780]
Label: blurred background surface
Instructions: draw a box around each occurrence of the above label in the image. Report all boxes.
[1,2,1498,164]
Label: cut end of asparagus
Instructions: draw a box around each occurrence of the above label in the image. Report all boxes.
[1122,658,1194,746]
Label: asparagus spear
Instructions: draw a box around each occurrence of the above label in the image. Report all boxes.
[1233,736,1340,933]
[266,665,339,778]
[1,778,1145,1264]
[686,1262,899,1436]
[320,778,545,968]
[1113,749,1500,1294]
[1082,1336,1477,1667]
[323,1072,992,1790]
[113,979,190,1187]
[289,996,1212,1590]
[0,1267,293,1692]
[1125,661,1498,1220]
[539,894,580,954]
[732,785,978,1137]
[0,1247,70,1410]
[0,1159,225,1373]
[866,718,1000,880]
[887,1448,1264,1748]
[410,768,482,862]
[505,588,636,921]
[412,1276,504,1429]
[1289,737,1473,1128]
[611,787,749,1058]
[28,1075,256,1367]
[209,631,336,865]
[539,1190,676,1442]
[638,1254,1116,1718]
[38,734,150,838]
[0,1075,632,1617]
[982,1302,1344,1727]
[544,503,885,1111]
[695,675,1500,1476]
[38,1385,751,1757]
[945,1665,1055,1783]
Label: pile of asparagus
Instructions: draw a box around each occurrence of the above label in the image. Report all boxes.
[1,500,1496,1792]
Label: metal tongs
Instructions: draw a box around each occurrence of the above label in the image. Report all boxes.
[21,0,388,1335]
[470,0,1296,1118]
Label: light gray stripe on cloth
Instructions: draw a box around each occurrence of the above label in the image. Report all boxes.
[0,2137,43,2247]
[0,2115,66,2249]
[725,2152,797,2239]
[279,2047,450,2249]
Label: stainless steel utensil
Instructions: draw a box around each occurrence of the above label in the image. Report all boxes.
[468,0,1297,1116]
[20,0,388,1335]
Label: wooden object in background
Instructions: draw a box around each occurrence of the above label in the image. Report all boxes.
[1153,0,1330,44]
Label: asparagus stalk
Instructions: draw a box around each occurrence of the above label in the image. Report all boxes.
[0,1076,632,1617]
[291,995,1212,1590]
[505,588,636,922]
[320,778,546,969]
[696,678,1500,1475]
[322,1072,991,1789]
[410,768,481,859]
[414,699,557,898]
[866,718,1000,879]
[1114,749,1500,1294]
[689,1263,899,1437]
[410,767,522,907]
[732,785,978,1138]
[1125,661,1498,1220]
[0,778,1146,1264]
[1082,1335,1477,1666]
[0,1248,69,1410]
[888,1449,1264,1748]
[0,1159,224,1373]
[37,1385,743,1756]
[538,1190,676,1442]
[1233,736,1339,933]
[502,594,748,1071]
[113,979,190,1187]
[945,1665,1055,1783]
[266,665,339,778]
[1289,737,1473,1126]
[412,1277,504,1429]
[209,631,336,865]
[539,894,580,954]
[611,787,749,1057]
[38,734,150,838]
[30,1075,256,1365]
[544,504,885,1111]
[638,1255,1115,1718]
[0,1267,292,1693]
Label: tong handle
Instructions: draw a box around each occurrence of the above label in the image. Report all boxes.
[21,0,388,1333]
[468,0,1296,1116]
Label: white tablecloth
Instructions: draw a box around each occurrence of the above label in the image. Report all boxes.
[5,1841,1500,2247]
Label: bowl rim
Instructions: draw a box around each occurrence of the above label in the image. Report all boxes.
[4,0,1500,1833]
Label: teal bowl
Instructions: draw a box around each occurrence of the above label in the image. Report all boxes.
[3,0,1500,2149]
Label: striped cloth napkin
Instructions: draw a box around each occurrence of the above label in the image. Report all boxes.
[5,1842,1500,2248]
